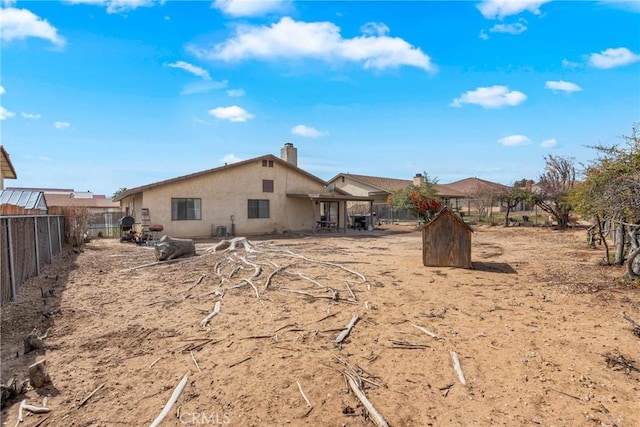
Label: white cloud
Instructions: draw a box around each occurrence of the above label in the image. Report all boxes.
[0,7,66,46]
[0,85,5,94]
[291,124,326,138]
[479,30,489,40]
[599,0,640,13]
[561,58,580,68]
[64,0,159,14]
[477,0,551,19]
[189,17,435,72]
[498,134,531,146]
[588,47,640,69]
[489,22,527,35]
[450,85,527,109]
[226,88,245,97]
[54,121,70,129]
[166,60,211,80]
[181,80,228,95]
[0,106,15,120]
[208,105,254,122]
[360,22,389,37]
[540,138,557,148]
[21,112,42,119]
[212,0,290,17]
[221,153,243,164]
[544,80,583,92]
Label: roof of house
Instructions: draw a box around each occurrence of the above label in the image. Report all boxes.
[424,206,474,233]
[444,177,510,195]
[1,146,17,180]
[329,173,470,198]
[0,190,46,210]
[45,194,120,208]
[114,154,348,201]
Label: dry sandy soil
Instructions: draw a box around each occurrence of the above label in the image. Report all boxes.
[1,223,639,427]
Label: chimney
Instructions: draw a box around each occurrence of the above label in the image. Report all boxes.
[281,142,297,167]
[413,173,423,186]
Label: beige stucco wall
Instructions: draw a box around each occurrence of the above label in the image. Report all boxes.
[120,160,328,238]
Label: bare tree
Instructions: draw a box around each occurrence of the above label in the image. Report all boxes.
[535,155,576,229]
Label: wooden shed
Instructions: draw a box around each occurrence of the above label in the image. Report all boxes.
[422,206,473,269]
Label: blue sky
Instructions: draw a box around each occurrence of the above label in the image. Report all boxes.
[1,0,639,197]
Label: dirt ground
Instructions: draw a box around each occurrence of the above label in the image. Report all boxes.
[1,223,639,427]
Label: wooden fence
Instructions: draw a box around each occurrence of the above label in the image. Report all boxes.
[1,215,65,306]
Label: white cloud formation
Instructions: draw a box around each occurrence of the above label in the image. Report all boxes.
[588,47,640,69]
[540,138,557,148]
[544,80,583,92]
[189,17,435,72]
[477,0,551,19]
[54,121,70,129]
[360,22,389,37]
[212,0,290,17]
[561,58,580,68]
[450,85,527,109]
[490,22,527,35]
[64,0,159,14]
[181,80,228,95]
[599,0,640,13]
[479,30,489,40]
[0,6,66,46]
[221,153,243,164]
[0,106,16,120]
[21,112,42,119]
[291,124,326,138]
[166,60,211,80]
[498,134,531,146]
[208,105,254,122]
[0,85,5,94]
[226,88,245,97]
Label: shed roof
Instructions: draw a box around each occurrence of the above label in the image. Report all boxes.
[424,206,474,233]
[1,146,17,180]
[0,190,47,210]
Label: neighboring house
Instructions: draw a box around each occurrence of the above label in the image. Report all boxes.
[6,188,121,215]
[0,190,48,215]
[44,192,121,215]
[326,172,469,221]
[444,177,512,216]
[7,187,122,238]
[114,144,374,238]
[0,146,17,190]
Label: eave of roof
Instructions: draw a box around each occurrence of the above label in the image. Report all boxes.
[424,206,474,233]
[114,155,332,201]
[287,193,374,202]
[1,146,18,179]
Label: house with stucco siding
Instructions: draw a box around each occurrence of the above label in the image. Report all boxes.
[114,144,374,238]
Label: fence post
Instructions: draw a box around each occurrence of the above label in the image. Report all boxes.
[7,218,17,303]
[34,217,40,275]
[57,215,63,251]
[47,216,53,261]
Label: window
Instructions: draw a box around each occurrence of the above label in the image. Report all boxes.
[262,160,274,167]
[248,199,270,218]
[171,198,201,220]
[262,179,274,192]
